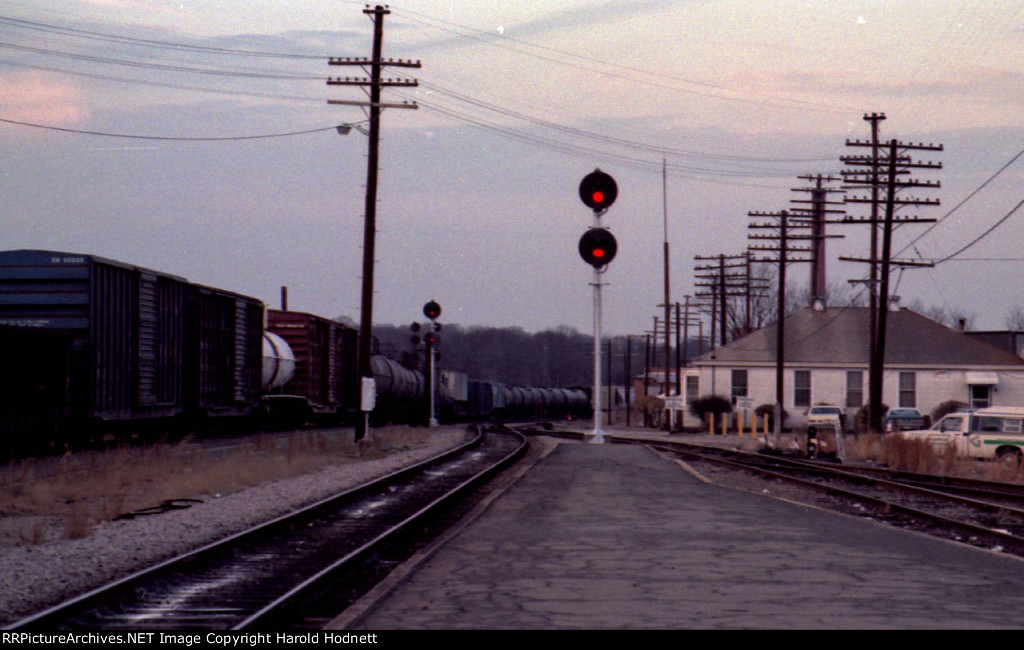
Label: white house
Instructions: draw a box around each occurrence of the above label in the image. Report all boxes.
[692,304,1024,429]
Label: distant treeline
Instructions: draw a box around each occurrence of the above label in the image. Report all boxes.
[371,322,705,389]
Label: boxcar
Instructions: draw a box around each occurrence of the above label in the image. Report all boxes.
[0,326,73,449]
[0,250,263,441]
[265,309,358,424]
[188,283,264,424]
[0,250,191,431]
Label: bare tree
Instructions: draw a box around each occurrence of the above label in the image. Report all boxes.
[1005,305,1024,330]
[906,299,974,330]
[740,263,868,334]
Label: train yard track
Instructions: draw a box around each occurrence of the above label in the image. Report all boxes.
[640,438,1024,557]
[7,426,527,631]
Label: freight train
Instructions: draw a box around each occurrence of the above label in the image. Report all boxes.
[0,250,589,452]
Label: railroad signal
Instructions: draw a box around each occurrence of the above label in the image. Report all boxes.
[423,300,441,321]
[578,228,618,267]
[579,169,618,212]
[419,300,442,428]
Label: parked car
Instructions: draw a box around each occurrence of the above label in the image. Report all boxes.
[884,407,925,432]
[806,405,844,426]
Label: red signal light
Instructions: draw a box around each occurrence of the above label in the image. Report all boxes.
[423,300,441,320]
[578,228,617,267]
[579,169,618,211]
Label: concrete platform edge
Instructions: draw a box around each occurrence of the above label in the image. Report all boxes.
[322,439,561,630]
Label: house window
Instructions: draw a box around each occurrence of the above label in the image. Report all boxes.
[685,375,699,405]
[846,371,863,408]
[794,370,811,408]
[731,369,748,401]
[970,384,991,409]
[898,372,916,408]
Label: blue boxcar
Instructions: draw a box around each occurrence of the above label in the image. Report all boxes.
[0,250,262,442]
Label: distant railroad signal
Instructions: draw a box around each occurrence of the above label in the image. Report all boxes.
[579,169,618,212]
[423,300,441,320]
[578,228,618,267]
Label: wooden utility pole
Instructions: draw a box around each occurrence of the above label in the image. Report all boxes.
[840,134,941,431]
[327,5,420,440]
[790,174,845,303]
[748,210,814,443]
[662,159,672,411]
[693,252,767,346]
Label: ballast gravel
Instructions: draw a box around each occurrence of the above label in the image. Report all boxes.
[0,428,467,627]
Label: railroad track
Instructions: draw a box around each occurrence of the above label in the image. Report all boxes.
[7,426,527,631]
[620,437,1024,557]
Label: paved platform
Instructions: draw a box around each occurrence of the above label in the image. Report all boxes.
[336,438,1024,629]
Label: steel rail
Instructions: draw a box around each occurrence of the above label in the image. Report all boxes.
[649,442,1024,555]
[7,427,527,630]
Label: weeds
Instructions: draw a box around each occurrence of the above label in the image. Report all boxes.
[20,520,45,545]
[881,435,945,474]
[64,503,91,540]
[842,434,883,462]
[0,426,430,545]
[867,433,1024,482]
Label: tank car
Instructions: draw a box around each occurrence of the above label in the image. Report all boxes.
[370,354,425,425]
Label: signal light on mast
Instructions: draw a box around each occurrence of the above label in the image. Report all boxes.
[423,300,441,321]
[579,169,618,212]
[578,228,618,267]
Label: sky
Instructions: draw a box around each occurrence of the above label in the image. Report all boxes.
[3,0,1024,337]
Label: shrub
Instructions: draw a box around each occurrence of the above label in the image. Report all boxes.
[689,395,732,421]
[755,403,787,430]
[855,403,888,433]
[632,395,665,427]
[931,400,968,423]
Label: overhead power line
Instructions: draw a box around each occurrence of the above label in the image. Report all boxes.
[0,117,350,141]
[898,143,1024,259]
[0,40,322,79]
[2,57,326,103]
[0,14,327,60]
[931,198,1024,264]
[408,76,837,165]
[390,5,861,115]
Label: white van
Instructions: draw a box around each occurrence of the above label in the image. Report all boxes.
[897,406,1024,464]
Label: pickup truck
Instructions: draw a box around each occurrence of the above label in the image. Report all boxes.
[897,406,1024,464]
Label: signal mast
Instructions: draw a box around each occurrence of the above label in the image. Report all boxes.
[577,169,619,443]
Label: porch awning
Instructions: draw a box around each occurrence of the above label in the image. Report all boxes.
[965,371,999,385]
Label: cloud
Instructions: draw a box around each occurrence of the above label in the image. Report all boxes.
[1,70,89,125]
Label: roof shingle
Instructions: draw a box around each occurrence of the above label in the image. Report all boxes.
[700,307,1024,367]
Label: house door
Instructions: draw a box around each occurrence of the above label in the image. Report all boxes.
[970,384,992,409]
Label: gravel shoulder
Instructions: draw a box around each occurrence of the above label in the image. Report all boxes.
[0,427,468,627]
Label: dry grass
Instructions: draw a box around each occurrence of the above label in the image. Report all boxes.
[843,433,1024,482]
[0,426,437,546]
[878,435,955,474]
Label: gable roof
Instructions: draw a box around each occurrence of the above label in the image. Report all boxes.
[698,306,1024,367]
